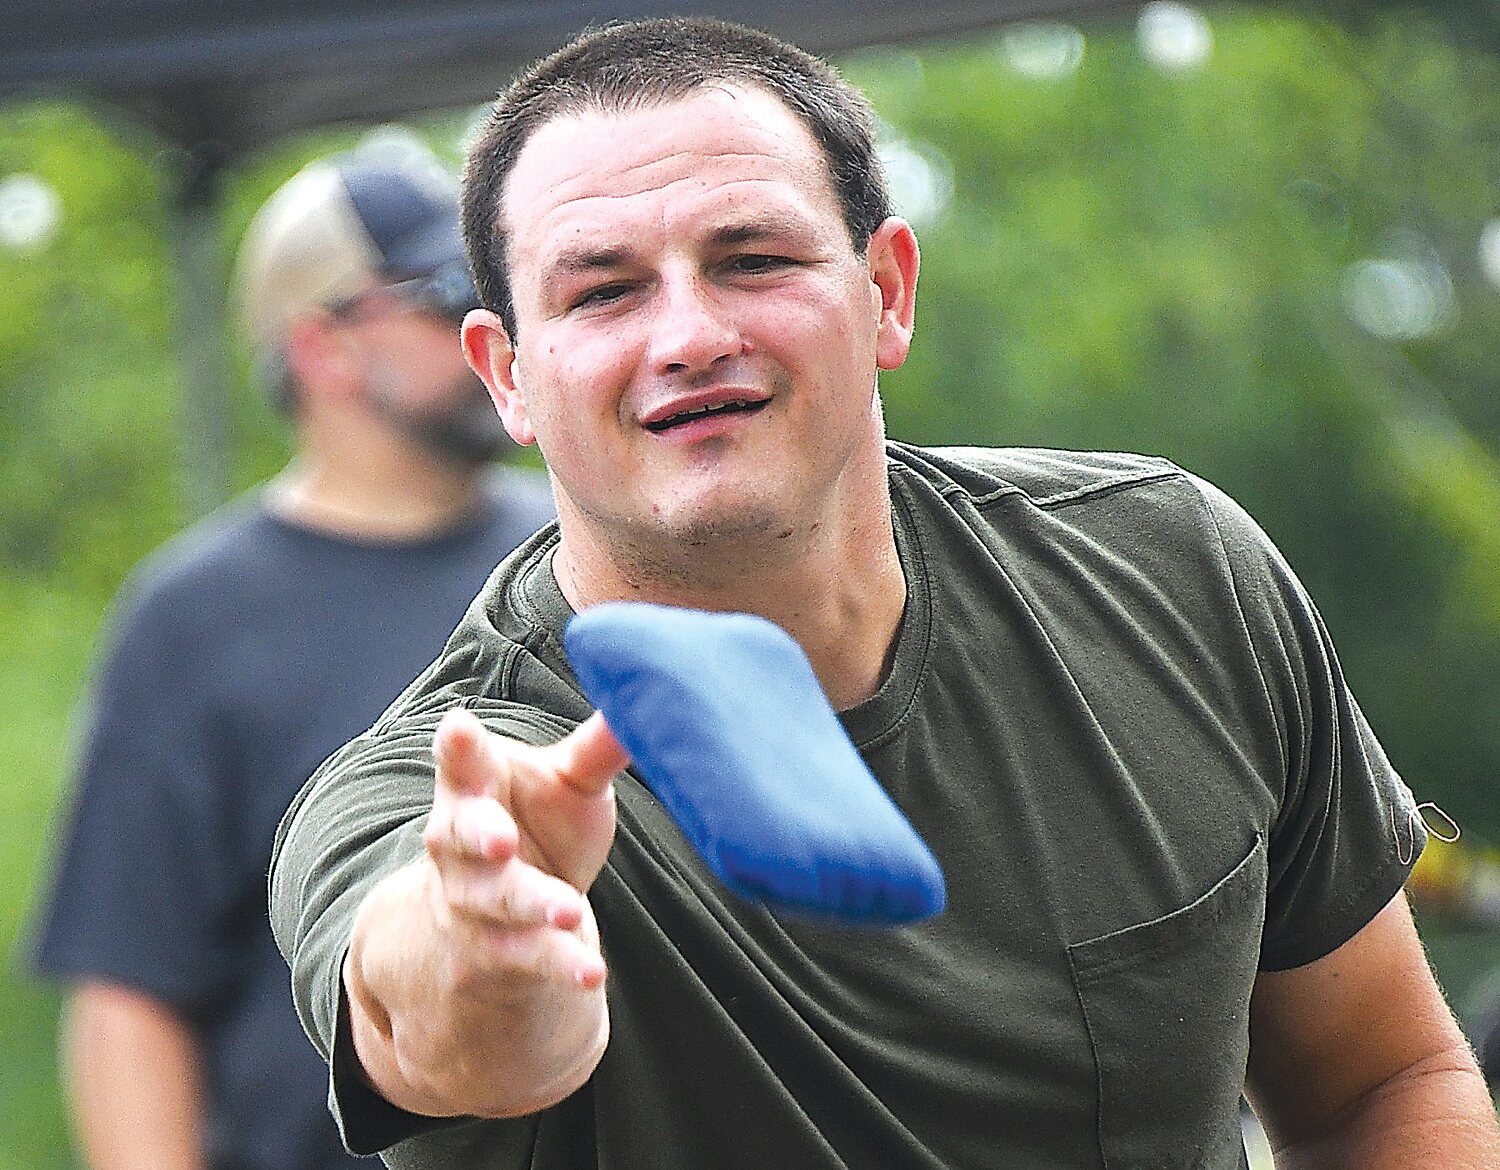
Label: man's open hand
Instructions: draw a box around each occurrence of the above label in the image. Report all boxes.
[423,708,626,988]
[343,710,629,1118]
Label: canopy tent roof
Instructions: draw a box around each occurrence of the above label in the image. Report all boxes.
[4,0,1486,161]
[4,1,1145,159]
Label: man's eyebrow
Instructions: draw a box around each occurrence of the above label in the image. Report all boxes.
[709,217,810,247]
[544,217,816,279]
[546,245,632,277]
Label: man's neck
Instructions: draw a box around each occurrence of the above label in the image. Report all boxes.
[553,495,905,712]
[268,453,485,540]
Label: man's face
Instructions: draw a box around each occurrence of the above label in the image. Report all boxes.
[467,85,915,557]
[358,296,512,466]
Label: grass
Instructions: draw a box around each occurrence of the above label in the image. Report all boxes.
[1,578,106,1169]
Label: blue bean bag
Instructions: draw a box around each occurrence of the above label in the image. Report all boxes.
[564,601,945,926]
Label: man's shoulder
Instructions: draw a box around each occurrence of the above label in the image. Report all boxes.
[369,522,582,731]
[888,442,1190,509]
[113,494,281,613]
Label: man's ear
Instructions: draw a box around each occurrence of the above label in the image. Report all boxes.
[867,217,919,372]
[462,308,536,447]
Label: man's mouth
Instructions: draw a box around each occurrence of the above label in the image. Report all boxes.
[644,398,769,433]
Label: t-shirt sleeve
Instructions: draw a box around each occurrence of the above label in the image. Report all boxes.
[1194,475,1425,971]
[268,701,564,1156]
[29,577,241,1013]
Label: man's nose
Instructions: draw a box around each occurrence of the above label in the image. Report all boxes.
[646,276,741,375]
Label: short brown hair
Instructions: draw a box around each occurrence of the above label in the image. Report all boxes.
[461,16,892,340]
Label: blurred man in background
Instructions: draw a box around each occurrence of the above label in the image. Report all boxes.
[28,148,553,1170]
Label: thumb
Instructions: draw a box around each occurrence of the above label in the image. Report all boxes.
[542,712,630,798]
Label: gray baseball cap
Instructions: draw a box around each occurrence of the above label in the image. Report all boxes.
[235,151,479,350]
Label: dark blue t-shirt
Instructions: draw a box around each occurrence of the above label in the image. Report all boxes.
[31,468,554,1170]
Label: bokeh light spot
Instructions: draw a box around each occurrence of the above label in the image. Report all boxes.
[999,23,1086,80]
[878,140,954,228]
[1138,2,1214,72]
[0,173,62,252]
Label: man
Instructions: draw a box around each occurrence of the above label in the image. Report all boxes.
[30,149,554,1170]
[269,19,1500,1169]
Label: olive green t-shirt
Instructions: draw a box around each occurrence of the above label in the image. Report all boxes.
[270,444,1423,1170]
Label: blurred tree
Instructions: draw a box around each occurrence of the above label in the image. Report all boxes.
[0,105,178,601]
[845,4,1500,842]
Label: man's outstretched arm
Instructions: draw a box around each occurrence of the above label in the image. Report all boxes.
[342,709,628,1119]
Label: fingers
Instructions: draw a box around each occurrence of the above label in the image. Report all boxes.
[429,706,621,898]
[422,801,601,988]
[434,708,627,801]
[432,710,518,866]
[417,810,606,981]
[428,792,510,866]
[545,712,630,798]
[433,708,499,799]
[424,790,587,928]
[439,848,589,934]
[462,918,608,991]
[426,709,605,970]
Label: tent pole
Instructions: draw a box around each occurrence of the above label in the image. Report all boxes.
[167,143,233,518]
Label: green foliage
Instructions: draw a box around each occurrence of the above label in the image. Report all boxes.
[0,580,109,1168]
[3,6,1500,1164]
[0,104,177,600]
[843,4,1500,841]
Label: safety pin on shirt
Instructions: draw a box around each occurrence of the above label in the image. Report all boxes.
[1393,801,1462,867]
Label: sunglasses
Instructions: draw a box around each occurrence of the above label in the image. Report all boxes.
[330,259,480,326]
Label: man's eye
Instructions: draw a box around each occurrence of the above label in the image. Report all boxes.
[731,254,790,274]
[575,283,630,309]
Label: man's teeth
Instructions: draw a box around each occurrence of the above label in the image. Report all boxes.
[680,399,749,419]
[652,400,758,430]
